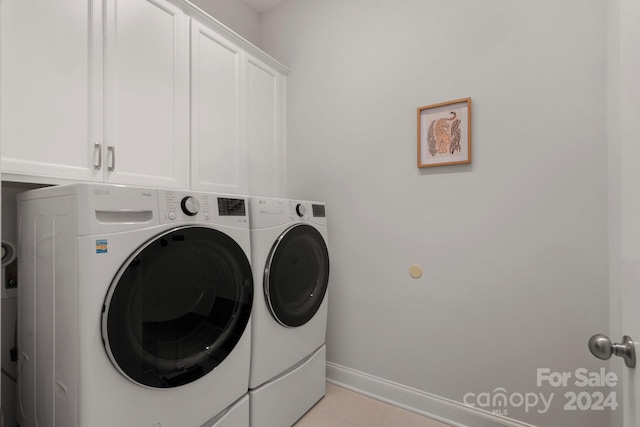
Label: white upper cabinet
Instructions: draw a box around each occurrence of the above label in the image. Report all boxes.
[190,20,247,194]
[1,0,287,193]
[103,0,189,188]
[247,56,286,198]
[0,0,103,181]
[1,0,188,188]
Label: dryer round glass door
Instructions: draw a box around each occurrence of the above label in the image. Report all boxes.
[265,224,330,327]
[102,226,253,388]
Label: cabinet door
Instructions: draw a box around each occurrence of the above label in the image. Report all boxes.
[247,56,286,197]
[0,0,103,181]
[190,20,247,194]
[104,0,188,189]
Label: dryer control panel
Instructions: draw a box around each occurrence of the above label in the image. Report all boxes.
[290,201,327,225]
[249,197,327,229]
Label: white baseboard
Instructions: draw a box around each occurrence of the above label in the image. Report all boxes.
[326,362,537,427]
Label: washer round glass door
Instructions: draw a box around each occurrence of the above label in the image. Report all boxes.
[265,224,329,327]
[102,226,253,388]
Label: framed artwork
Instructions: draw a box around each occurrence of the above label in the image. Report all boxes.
[417,98,471,168]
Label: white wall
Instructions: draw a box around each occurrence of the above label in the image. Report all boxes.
[260,1,609,426]
[190,0,260,45]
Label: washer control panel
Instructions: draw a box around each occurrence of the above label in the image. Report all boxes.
[158,190,248,226]
[162,191,210,222]
[181,196,200,216]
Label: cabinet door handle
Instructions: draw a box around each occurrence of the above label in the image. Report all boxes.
[107,145,115,171]
[94,143,102,170]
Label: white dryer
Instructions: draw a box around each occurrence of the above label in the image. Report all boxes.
[17,183,254,427]
[248,197,329,427]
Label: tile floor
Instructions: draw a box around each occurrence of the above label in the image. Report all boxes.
[294,383,452,427]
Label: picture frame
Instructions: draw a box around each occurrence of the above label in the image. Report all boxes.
[417,98,472,168]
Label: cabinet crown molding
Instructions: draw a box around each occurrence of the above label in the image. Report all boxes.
[174,0,289,76]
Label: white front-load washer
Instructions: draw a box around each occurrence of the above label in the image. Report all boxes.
[248,197,329,427]
[17,183,254,427]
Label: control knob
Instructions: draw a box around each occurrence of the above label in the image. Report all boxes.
[181,196,200,216]
[295,203,306,217]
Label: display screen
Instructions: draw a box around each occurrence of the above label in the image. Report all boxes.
[312,204,326,218]
[218,198,246,216]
